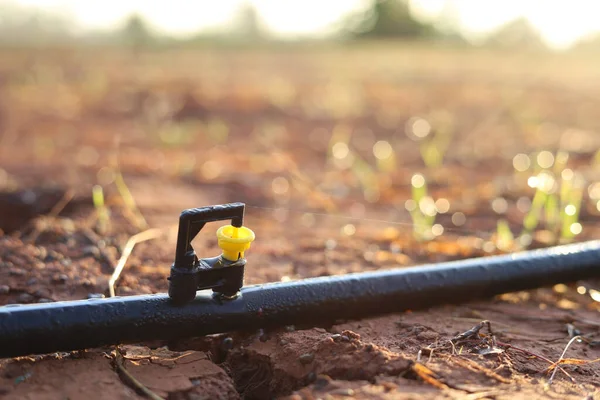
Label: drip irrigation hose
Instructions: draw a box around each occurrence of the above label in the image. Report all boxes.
[1,240,599,358]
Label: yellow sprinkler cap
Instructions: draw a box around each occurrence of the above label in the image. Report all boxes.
[216,225,255,261]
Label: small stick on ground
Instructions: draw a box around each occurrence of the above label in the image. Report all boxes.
[451,320,493,343]
[108,225,164,399]
[25,188,75,243]
[48,188,75,218]
[496,340,582,388]
[547,335,582,385]
[114,347,164,400]
[114,170,149,231]
[411,362,450,390]
[450,356,511,384]
[110,138,149,231]
[108,228,163,297]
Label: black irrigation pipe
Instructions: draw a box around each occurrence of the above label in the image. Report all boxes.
[1,240,600,358]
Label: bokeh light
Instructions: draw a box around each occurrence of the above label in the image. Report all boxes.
[512,153,531,172]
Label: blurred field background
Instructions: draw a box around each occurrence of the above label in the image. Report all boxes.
[1,0,600,295]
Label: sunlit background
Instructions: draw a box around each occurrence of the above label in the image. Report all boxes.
[3,0,600,49]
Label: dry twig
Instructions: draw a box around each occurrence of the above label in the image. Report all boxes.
[114,347,164,400]
[547,335,580,384]
[25,188,75,243]
[108,228,163,297]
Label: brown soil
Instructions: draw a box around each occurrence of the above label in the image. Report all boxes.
[1,45,600,399]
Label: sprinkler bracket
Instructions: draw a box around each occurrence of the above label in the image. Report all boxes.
[168,202,248,304]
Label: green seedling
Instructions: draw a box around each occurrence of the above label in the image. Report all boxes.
[327,124,352,161]
[542,150,570,234]
[496,219,514,252]
[114,170,149,231]
[559,174,584,241]
[544,193,560,232]
[516,150,584,246]
[326,124,382,202]
[521,182,548,236]
[406,112,454,169]
[407,174,438,241]
[351,152,380,203]
[372,140,396,173]
[157,121,200,147]
[206,118,229,144]
[92,185,109,235]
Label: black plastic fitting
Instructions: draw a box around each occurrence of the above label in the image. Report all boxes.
[168,203,246,304]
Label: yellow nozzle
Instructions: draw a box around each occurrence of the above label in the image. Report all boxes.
[216,225,255,261]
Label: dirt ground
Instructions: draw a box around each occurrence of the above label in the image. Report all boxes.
[1,44,600,399]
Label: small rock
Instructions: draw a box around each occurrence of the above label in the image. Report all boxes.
[45,251,62,261]
[14,372,32,384]
[340,335,350,342]
[53,274,69,284]
[26,278,37,286]
[257,328,270,342]
[38,298,53,303]
[36,247,48,260]
[365,344,374,352]
[331,334,342,342]
[221,337,234,351]
[9,268,26,276]
[299,353,314,365]
[330,388,355,397]
[285,325,296,332]
[0,285,10,294]
[86,293,105,299]
[60,259,71,267]
[313,374,332,390]
[17,293,34,303]
[82,246,100,258]
[81,279,95,287]
[279,339,289,346]
[341,330,361,340]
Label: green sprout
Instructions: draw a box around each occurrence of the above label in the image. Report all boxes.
[496,219,514,252]
[114,170,149,231]
[156,120,200,148]
[372,140,396,173]
[515,150,584,246]
[350,152,380,203]
[326,124,382,202]
[559,173,584,241]
[206,118,229,144]
[406,112,454,169]
[521,178,549,236]
[92,185,109,235]
[407,173,440,241]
